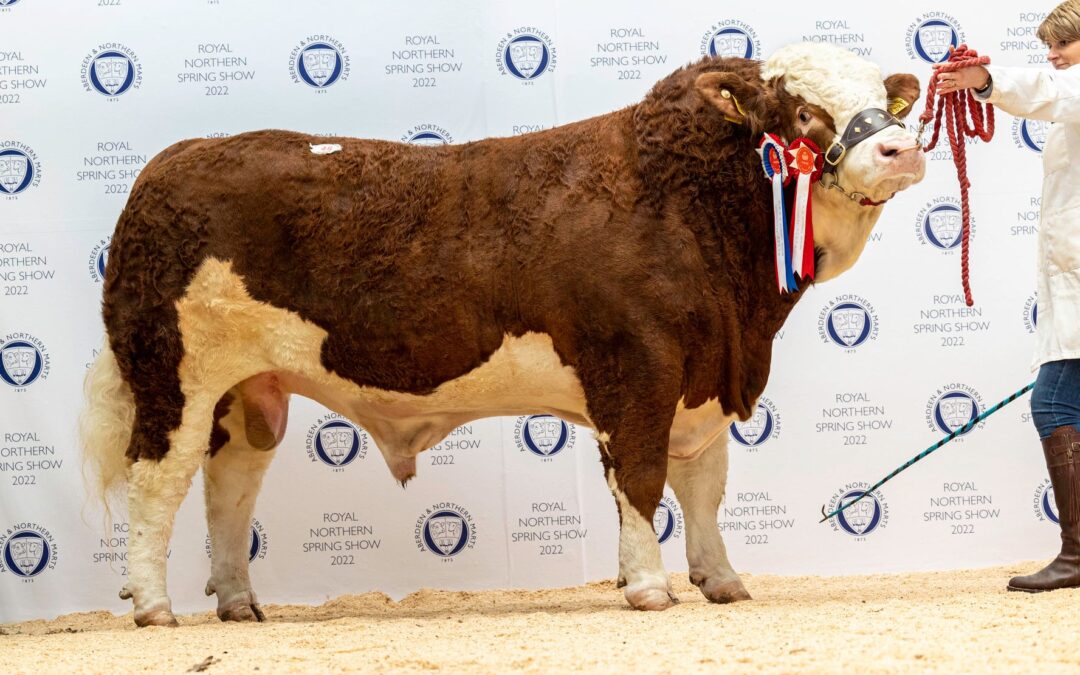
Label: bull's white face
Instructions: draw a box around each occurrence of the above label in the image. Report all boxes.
[762,43,926,280]
[763,43,925,205]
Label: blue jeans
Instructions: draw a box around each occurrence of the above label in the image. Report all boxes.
[1031,359,1080,439]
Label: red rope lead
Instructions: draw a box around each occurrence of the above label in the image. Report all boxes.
[919,44,994,307]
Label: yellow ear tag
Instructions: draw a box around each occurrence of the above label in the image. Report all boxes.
[721,88,747,124]
[888,97,909,116]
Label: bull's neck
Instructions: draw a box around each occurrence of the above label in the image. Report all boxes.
[810,185,882,282]
[695,147,805,337]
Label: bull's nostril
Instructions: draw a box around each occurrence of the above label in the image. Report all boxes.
[880,147,898,158]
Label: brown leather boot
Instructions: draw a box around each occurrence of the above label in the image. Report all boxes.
[1008,425,1080,592]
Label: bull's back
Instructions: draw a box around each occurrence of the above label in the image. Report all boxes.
[104,130,518,393]
[108,130,458,305]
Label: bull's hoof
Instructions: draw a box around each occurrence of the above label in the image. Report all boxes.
[693,575,752,604]
[206,581,264,622]
[118,584,133,600]
[134,608,179,627]
[213,588,265,623]
[218,602,265,623]
[624,585,678,611]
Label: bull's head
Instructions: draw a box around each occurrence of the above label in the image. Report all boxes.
[695,43,926,280]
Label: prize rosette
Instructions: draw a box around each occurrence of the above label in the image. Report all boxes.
[785,137,824,281]
[758,133,795,293]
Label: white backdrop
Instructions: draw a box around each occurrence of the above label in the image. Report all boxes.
[0,0,1063,623]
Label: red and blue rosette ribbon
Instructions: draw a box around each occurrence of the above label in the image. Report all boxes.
[784,137,824,281]
[758,133,796,293]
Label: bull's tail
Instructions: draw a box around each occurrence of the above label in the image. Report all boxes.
[79,342,134,509]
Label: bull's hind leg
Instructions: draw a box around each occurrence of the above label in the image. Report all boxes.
[203,376,287,622]
[122,392,219,627]
[667,435,751,603]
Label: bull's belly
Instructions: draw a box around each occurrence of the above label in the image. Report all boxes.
[276,332,595,459]
[177,258,732,470]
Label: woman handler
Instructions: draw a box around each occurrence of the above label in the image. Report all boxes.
[938,1,1080,592]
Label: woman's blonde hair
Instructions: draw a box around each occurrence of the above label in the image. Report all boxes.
[1039,0,1080,45]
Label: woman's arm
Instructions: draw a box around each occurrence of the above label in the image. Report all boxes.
[944,64,1080,123]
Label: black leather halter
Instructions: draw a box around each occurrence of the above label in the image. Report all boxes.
[821,107,906,176]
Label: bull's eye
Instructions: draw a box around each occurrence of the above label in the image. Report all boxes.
[798,110,813,125]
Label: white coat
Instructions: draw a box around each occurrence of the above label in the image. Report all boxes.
[979,65,1080,369]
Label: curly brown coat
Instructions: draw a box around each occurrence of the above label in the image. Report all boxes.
[100,56,910,531]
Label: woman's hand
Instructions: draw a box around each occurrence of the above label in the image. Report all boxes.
[934,65,990,95]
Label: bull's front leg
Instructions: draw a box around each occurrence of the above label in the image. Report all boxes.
[588,360,681,611]
[666,434,751,603]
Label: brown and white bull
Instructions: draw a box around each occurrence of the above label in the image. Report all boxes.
[81,43,925,626]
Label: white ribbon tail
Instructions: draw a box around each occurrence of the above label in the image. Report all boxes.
[791,173,811,278]
[772,175,788,292]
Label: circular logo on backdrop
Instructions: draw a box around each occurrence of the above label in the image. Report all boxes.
[818,295,879,349]
[289,36,350,89]
[247,520,267,561]
[0,142,42,196]
[653,496,684,544]
[88,236,111,283]
[925,203,963,250]
[915,198,973,251]
[204,519,268,562]
[0,334,49,389]
[729,397,781,448]
[415,503,476,558]
[700,21,761,59]
[1013,118,1049,154]
[515,414,576,458]
[306,414,368,468]
[925,384,984,436]
[401,124,453,146]
[1023,293,1038,334]
[915,198,976,253]
[906,14,964,64]
[496,28,556,80]
[1034,479,1059,524]
[827,485,889,538]
[81,44,142,97]
[0,523,58,578]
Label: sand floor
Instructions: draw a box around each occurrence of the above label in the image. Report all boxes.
[2,563,1079,673]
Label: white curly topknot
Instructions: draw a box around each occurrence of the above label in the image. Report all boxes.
[762,43,886,131]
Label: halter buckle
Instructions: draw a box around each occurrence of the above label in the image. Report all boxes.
[825,141,842,166]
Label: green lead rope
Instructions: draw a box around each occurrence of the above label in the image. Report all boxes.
[819,382,1036,524]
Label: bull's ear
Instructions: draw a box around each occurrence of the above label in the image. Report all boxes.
[695,71,773,134]
[884,73,921,119]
